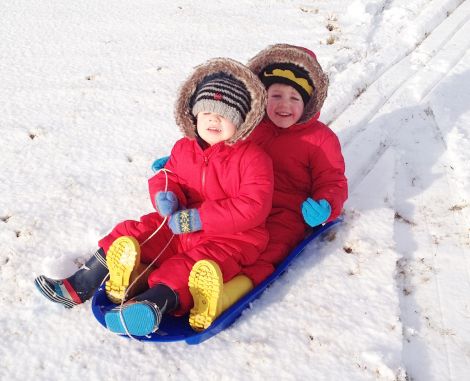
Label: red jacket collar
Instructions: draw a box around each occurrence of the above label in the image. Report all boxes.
[194,136,233,155]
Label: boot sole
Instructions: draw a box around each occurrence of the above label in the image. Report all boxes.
[188,260,223,331]
[105,236,141,304]
[105,302,158,336]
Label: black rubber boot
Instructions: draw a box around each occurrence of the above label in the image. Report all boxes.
[34,248,108,308]
[104,284,178,336]
[133,283,179,312]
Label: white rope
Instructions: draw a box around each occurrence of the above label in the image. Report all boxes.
[118,234,175,341]
[114,167,176,341]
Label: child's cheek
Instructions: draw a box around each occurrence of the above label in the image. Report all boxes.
[266,102,276,119]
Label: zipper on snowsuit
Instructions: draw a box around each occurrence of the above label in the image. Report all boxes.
[201,155,208,197]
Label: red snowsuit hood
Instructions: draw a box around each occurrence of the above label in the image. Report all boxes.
[174,58,267,145]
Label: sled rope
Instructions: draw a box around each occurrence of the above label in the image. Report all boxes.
[140,168,172,247]
[118,234,175,341]
[114,167,176,341]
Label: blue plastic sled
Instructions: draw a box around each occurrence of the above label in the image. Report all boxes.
[91,219,340,344]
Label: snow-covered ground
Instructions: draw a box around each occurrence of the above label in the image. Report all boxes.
[1,1,469,380]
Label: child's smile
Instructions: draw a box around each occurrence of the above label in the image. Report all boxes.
[276,111,294,117]
[207,126,222,133]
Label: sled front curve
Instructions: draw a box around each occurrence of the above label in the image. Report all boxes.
[91,219,341,344]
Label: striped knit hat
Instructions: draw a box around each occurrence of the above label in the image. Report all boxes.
[191,72,251,129]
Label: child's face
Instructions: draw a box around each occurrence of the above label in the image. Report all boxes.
[196,112,237,146]
[266,83,305,128]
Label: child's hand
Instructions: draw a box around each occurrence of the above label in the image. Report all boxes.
[168,209,202,234]
[301,198,331,227]
[156,191,179,217]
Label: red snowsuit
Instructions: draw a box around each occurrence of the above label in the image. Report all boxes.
[99,137,273,314]
[241,44,348,285]
[99,58,271,315]
[241,116,347,285]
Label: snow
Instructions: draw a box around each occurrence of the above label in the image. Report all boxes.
[1,0,469,380]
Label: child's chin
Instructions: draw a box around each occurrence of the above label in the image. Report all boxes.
[273,119,293,128]
[206,138,224,145]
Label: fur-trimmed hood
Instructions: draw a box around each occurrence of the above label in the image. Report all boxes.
[174,58,267,145]
[247,43,328,123]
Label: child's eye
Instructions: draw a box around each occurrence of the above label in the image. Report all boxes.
[270,94,281,99]
[291,96,301,101]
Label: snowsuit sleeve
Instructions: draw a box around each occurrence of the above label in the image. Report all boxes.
[310,132,348,221]
[148,141,188,209]
[199,145,274,234]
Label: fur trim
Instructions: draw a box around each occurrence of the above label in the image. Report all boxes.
[247,43,328,123]
[174,58,267,145]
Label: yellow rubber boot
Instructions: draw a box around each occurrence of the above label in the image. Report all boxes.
[222,275,253,310]
[105,236,141,304]
[188,260,253,331]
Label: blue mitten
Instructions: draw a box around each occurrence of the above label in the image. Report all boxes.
[168,209,202,234]
[301,198,331,227]
[151,155,170,173]
[155,191,178,217]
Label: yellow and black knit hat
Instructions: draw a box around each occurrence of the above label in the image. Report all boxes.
[191,72,251,129]
[260,63,314,104]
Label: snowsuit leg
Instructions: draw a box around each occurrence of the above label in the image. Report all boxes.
[241,210,307,286]
[241,240,293,286]
[147,240,250,315]
[98,212,180,265]
[241,259,275,286]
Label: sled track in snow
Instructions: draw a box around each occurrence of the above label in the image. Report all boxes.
[332,0,470,192]
[327,0,467,134]
[331,1,470,379]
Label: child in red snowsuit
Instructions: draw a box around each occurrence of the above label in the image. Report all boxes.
[187,44,348,329]
[35,58,273,336]
[240,43,348,285]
